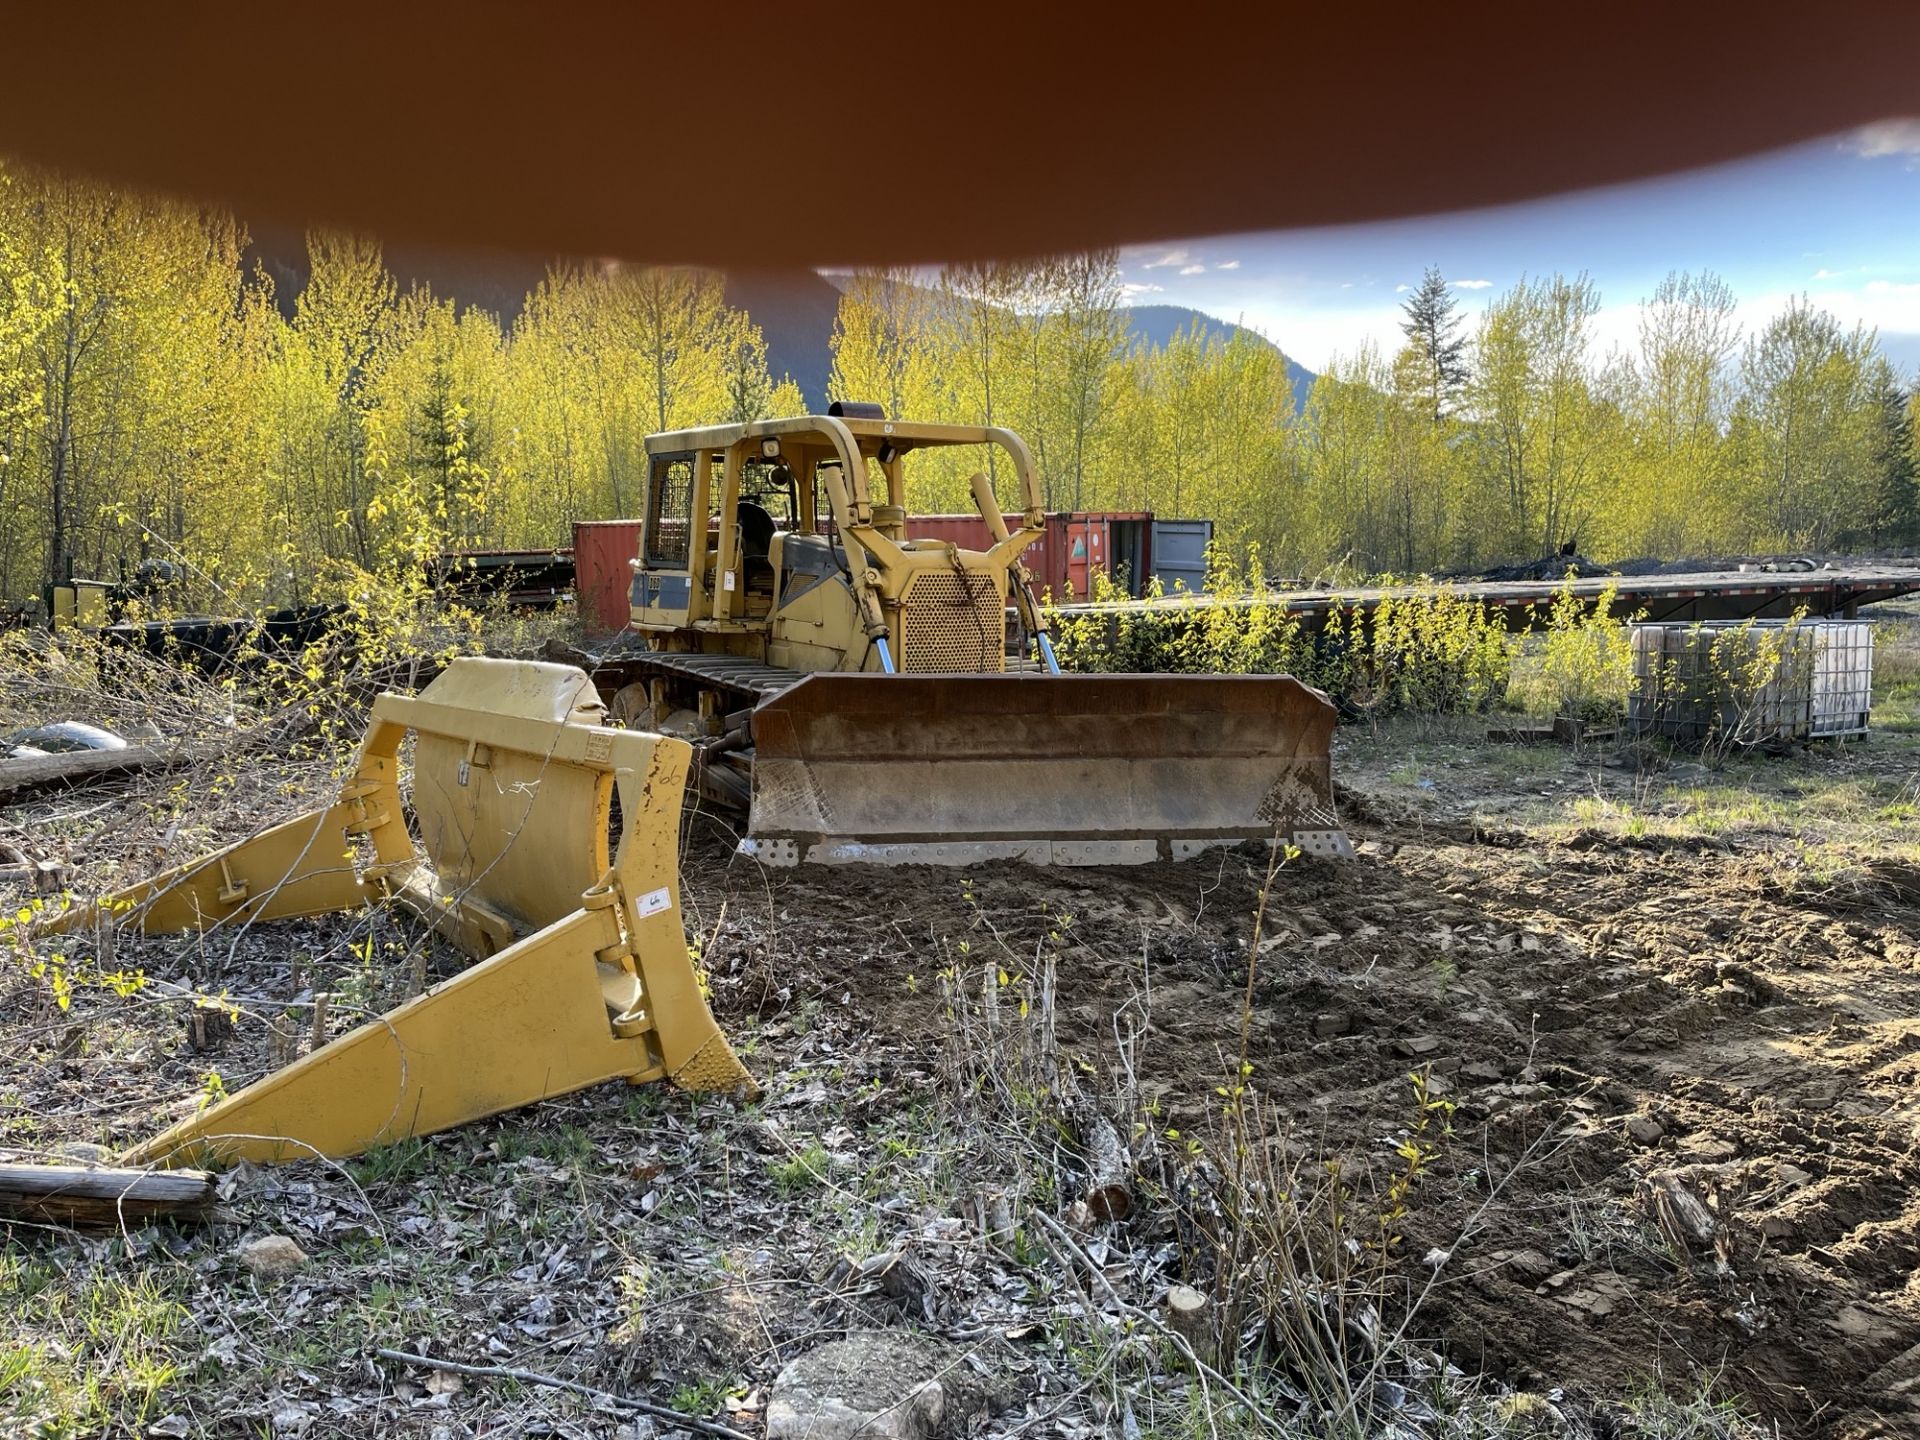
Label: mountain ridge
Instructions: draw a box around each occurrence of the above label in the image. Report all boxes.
[1122,305,1316,408]
[753,272,1315,412]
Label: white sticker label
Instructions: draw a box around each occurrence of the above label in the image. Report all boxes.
[632,886,673,921]
[722,570,737,592]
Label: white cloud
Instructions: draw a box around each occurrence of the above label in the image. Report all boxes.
[1746,284,1920,347]
[1178,264,1205,276]
[1843,118,1920,160]
[1394,283,1411,293]
[1861,280,1920,328]
[1216,259,1241,271]
[1225,303,1409,372]
[1452,278,1493,290]
[1120,282,1165,298]
[1812,267,1841,280]
[1140,248,1192,271]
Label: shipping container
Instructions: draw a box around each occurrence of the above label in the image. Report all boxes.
[1149,518,1213,594]
[573,520,646,634]
[1063,516,1104,598]
[1110,517,1150,594]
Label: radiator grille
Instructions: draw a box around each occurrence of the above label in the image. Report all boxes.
[900,570,1004,673]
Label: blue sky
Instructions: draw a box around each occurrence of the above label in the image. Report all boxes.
[1120,121,1920,380]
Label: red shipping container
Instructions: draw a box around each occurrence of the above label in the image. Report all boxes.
[907,512,1150,600]
[573,519,645,635]
[904,514,1068,598]
[1064,516,1107,599]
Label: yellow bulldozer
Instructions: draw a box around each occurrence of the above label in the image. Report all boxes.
[602,403,1349,865]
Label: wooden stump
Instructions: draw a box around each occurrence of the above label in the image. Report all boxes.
[1165,1284,1214,1366]
[186,1003,235,1052]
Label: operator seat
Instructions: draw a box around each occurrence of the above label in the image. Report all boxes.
[738,501,777,593]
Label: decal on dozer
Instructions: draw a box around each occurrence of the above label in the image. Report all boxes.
[43,657,752,1167]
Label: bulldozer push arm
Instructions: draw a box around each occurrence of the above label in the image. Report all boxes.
[969,469,1059,673]
[812,454,897,666]
[809,418,1050,673]
[42,658,751,1166]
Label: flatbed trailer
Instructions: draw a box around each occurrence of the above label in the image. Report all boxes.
[1049,564,1920,632]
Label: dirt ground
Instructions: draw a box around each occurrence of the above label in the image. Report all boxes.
[4,608,1919,1438]
[681,799,1920,1437]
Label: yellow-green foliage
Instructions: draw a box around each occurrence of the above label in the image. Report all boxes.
[1356,581,1510,716]
[1049,550,1311,677]
[1,161,1912,609]
[1540,580,1638,718]
[1507,578,1641,720]
[1049,555,1513,719]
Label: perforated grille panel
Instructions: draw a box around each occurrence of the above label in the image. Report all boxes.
[900,570,1005,673]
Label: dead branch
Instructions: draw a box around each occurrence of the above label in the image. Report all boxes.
[0,740,219,797]
[0,1161,216,1228]
[374,1349,754,1440]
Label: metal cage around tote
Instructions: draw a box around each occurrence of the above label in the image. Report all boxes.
[1627,618,1874,743]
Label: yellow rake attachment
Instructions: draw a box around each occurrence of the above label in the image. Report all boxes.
[44,658,751,1167]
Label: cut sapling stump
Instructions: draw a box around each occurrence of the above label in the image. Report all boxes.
[1080,1114,1133,1222]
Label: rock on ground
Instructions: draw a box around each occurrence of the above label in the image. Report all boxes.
[767,1330,957,1440]
[237,1234,308,1279]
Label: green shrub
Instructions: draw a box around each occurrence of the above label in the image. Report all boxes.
[1049,557,1512,722]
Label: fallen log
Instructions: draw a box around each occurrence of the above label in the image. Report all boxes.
[0,742,210,798]
[0,1162,217,1228]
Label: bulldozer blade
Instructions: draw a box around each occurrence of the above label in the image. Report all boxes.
[741,673,1349,866]
[124,905,726,1166]
[43,657,751,1167]
[36,794,394,937]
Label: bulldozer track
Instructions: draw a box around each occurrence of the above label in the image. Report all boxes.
[590,651,797,815]
[603,650,806,703]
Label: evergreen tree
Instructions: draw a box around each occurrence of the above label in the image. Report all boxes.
[1399,266,1469,422]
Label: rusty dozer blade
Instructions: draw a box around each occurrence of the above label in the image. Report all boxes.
[42,658,751,1167]
[739,673,1350,866]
